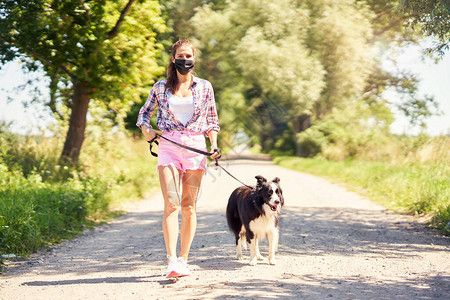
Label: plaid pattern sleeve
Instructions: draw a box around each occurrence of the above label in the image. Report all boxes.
[203,81,220,134]
[136,80,163,129]
[136,76,220,134]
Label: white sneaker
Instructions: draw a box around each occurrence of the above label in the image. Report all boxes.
[165,256,181,278]
[177,257,190,277]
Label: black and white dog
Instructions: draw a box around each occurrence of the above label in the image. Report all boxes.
[226,175,284,266]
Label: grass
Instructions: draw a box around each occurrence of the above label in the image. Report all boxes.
[274,156,450,235]
[0,172,88,254]
[0,129,158,262]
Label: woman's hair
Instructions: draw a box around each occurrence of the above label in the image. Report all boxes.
[166,40,196,94]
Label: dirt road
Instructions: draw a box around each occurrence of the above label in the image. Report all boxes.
[1,160,449,299]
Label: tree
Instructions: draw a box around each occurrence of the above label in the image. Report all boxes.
[399,0,450,56]
[190,0,378,155]
[363,0,419,44]
[0,0,166,165]
[305,0,376,120]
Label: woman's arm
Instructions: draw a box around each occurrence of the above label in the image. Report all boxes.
[137,82,162,141]
[208,130,218,149]
[208,130,220,159]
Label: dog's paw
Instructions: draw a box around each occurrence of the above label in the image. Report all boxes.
[269,258,277,265]
[249,258,258,266]
[236,255,244,261]
[256,254,264,260]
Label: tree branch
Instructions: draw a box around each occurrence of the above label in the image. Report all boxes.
[48,67,65,119]
[107,0,136,40]
[79,0,91,21]
[373,15,408,36]
[29,52,77,81]
[374,8,394,20]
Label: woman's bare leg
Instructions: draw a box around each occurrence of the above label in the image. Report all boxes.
[159,165,182,260]
[179,169,203,261]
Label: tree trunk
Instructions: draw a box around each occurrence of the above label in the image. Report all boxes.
[293,114,311,157]
[61,80,91,165]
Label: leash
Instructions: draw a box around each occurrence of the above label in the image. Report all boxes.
[148,133,253,189]
[148,133,217,158]
[214,160,253,189]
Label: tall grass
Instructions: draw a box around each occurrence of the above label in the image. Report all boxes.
[0,125,158,258]
[0,170,88,254]
[274,154,450,234]
[281,121,450,235]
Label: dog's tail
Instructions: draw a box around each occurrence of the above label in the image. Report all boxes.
[226,189,243,244]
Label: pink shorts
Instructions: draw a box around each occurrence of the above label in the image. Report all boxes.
[157,131,207,173]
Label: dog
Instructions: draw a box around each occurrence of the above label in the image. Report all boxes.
[226,175,284,266]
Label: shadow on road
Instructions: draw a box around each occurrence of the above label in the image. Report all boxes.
[16,204,448,278]
[278,206,450,258]
[209,274,449,299]
[15,203,449,299]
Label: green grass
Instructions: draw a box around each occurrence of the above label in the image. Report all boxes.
[0,171,88,254]
[274,156,450,234]
[0,131,158,262]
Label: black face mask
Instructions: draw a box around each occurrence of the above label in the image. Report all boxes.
[174,59,195,75]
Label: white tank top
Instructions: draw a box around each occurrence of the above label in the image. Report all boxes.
[168,92,195,125]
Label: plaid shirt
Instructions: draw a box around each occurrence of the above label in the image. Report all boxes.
[136,75,220,134]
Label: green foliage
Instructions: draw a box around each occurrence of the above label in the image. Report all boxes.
[362,63,439,133]
[396,95,440,129]
[296,128,328,158]
[275,155,450,235]
[190,0,379,154]
[307,0,375,117]
[365,0,419,45]
[0,125,158,257]
[186,0,437,156]
[0,0,168,163]
[0,170,88,255]
[159,0,227,41]
[295,100,394,160]
[295,102,449,164]
[399,0,450,56]
[0,0,166,101]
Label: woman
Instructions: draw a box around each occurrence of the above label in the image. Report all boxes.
[136,40,220,279]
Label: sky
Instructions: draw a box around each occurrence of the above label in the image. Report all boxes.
[0,43,449,136]
[381,43,450,136]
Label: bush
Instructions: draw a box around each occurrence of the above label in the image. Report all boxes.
[294,112,449,165]
[0,168,87,254]
[296,127,328,157]
[0,124,158,257]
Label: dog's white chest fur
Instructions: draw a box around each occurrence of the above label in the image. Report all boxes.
[249,205,278,239]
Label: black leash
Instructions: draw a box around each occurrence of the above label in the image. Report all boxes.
[148,133,253,189]
[148,133,217,158]
[214,160,253,189]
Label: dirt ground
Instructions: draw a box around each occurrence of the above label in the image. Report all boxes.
[1,160,449,299]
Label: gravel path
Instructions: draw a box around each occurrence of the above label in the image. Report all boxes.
[1,160,449,299]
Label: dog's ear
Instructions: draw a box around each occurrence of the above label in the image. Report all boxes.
[272,177,280,184]
[255,175,267,187]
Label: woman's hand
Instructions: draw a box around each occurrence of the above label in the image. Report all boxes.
[210,146,221,159]
[141,125,161,142]
[208,130,220,159]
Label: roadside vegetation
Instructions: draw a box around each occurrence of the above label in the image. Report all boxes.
[0,123,158,260]
[274,134,450,235]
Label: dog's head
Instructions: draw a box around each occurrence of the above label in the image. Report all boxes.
[255,175,284,214]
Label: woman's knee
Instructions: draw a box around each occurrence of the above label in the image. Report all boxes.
[181,201,196,216]
[164,192,180,215]
[165,201,179,211]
